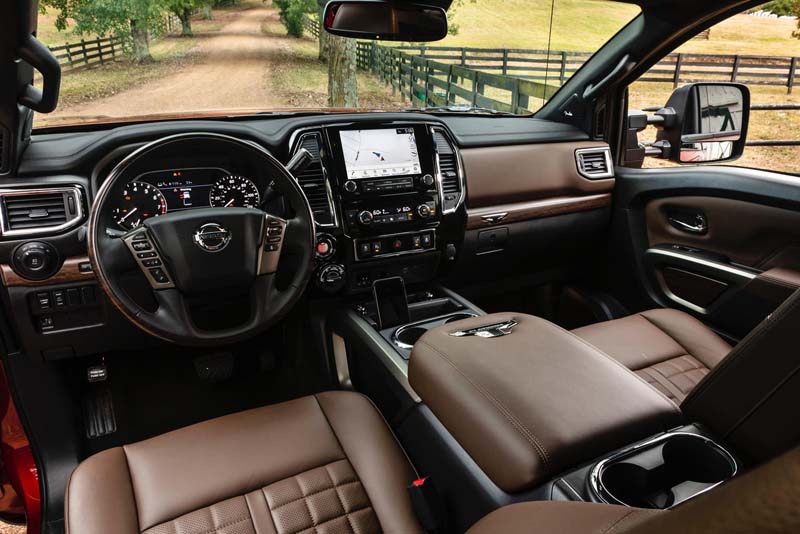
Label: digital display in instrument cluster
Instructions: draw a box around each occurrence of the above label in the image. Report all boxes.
[113,167,262,230]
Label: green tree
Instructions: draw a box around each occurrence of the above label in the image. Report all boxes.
[164,0,201,36]
[274,0,316,37]
[327,34,357,107]
[756,0,798,16]
[41,0,165,62]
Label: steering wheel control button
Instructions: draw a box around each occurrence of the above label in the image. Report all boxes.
[142,259,162,268]
[257,215,288,275]
[149,268,170,284]
[193,223,231,253]
[267,226,283,236]
[137,251,157,259]
[132,241,152,252]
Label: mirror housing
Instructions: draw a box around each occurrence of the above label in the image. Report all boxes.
[656,83,750,164]
[322,1,448,42]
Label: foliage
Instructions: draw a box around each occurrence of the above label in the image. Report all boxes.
[40,0,165,40]
[755,0,798,16]
[273,0,317,37]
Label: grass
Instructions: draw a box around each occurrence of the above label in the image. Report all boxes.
[56,37,199,108]
[261,19,405,109]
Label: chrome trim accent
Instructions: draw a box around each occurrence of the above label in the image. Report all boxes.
[575,147,614,180]
[431,126,466,215]
[192,222,232,252]
[667,214,707,235]
[289,131,339,229]
[450,319,518,338]
[481,212,507,224]
[352,228,436,262]
[646,248,756,282]
[589,431,738,509]
[645,247,757,315]
[392,311,478,349]
[0,186,85,239]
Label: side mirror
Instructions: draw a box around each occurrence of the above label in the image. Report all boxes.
[656,83,750,164]
[322,1,448,42]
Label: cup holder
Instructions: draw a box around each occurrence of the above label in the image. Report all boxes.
[591,433,737,509]
[394,327,428,348]
[392,312,478,349]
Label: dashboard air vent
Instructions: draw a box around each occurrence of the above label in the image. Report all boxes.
[576,147,614,180]
[0,187,84,238]
[294,133,335,227]
[433,129,462,214]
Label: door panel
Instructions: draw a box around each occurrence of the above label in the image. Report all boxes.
[613,167,800,341]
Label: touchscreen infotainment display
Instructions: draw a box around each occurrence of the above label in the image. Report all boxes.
[340,128,421,179]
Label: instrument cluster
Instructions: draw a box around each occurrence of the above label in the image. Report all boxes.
[110,167,265,230]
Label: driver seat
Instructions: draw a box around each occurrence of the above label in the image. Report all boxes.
[65,392,423,534]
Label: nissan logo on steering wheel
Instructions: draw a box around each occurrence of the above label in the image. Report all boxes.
[193,222,231,252]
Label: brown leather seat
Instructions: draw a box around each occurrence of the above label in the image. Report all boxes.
[572,309,731,402]
[65,392,422,534]
[466,444,800,534]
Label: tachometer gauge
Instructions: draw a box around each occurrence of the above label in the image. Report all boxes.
[112,182,167,230]
[209,175,260,208]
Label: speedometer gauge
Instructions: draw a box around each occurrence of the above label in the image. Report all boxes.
[209,175,260,208]
[112,182,167,230]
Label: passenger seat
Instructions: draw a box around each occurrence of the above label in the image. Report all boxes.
[572,309,730,402]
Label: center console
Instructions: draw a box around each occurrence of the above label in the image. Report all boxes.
[290,122,464,295]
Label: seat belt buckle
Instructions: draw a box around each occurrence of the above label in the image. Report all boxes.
[407,476,444,533]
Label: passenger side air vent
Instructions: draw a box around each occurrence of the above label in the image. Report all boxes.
[293,132,336,227]
[433,129,463,214]
[0,186,85,238]
[575,147,614,180]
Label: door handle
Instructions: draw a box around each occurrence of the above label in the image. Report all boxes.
[668,214,707,234]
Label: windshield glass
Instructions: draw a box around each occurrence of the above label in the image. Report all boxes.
[34,0,641,128]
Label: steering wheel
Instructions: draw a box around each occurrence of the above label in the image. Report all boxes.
[88,133,315,346]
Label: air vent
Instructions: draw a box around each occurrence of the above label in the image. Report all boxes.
[0,187,84,238]
[576,147,614,180]
[433,129,463,214]
[293,133,336,227]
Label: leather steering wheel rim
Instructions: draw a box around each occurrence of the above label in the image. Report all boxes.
[88,132,316,346]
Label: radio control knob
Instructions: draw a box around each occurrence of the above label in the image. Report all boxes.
[358,210,374,225]
[421,174,435,187]
[343,180,358,193]
[417,204,432,219]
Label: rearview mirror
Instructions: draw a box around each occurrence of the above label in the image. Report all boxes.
[323,1,448,42]
[657,83,750,164]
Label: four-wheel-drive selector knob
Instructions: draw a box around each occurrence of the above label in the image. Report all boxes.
[12,241,60,281]
[417,204,432,219]
[317,264,346,293]
[358,210,374,225]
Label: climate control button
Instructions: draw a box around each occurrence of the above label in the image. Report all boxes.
[417,204,432,219]
[358,210,374,225]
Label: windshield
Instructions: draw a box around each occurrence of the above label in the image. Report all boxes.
[34,0,641,128]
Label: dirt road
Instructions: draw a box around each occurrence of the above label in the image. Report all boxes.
[58,5,289,119]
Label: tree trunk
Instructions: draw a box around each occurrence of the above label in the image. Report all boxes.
[179,8,194,36]
[317,5,328,62]
[327,35,357,107]
[203,2,213,20]
[130,19,153,62]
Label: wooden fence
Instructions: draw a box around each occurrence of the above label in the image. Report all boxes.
[49,36,124,71]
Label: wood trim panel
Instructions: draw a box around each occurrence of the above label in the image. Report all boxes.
[466,194,612,230]
[0,256,95,287]
[462,141,615,209]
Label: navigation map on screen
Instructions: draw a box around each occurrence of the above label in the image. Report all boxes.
[340,128,421,179]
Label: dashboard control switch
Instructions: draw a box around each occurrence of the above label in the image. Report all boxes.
[52,290,66,308]
[12,241,60,281]
[421,174,435,187]
[343,180,358,193]
[417,204,432,219]
[317,264,346,293]
[358,210,374,225]
[36,292,51,310]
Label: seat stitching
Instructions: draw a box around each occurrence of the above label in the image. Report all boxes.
[600,509,648,534]
[325,464,357,534]
[293,477,317,532]
[637,366,684,402]
[160,515,251,534]
[269,480,361,511]
[285,504,372,534]
[637,313,696,364]
[120,447,144,533]
[418,339,550,464]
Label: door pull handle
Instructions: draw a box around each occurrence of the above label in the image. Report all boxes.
[668,214,707,234]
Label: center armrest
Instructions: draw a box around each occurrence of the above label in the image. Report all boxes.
[408,313,682,493]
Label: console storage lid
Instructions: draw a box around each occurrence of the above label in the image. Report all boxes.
[408,313,683,493]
